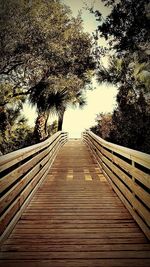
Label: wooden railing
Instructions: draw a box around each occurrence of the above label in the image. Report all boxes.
[83,130,150,240]
[0,131,68,243]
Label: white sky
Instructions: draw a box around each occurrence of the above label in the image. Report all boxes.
[63,82,117,137]
[23,0,117,138]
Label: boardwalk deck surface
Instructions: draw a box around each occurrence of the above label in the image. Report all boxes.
[0,140,150,266]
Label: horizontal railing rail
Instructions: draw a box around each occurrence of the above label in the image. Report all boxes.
[0,131,68,244]
[83,130,150,240]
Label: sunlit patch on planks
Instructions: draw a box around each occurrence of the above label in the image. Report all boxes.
[0,139,150,267]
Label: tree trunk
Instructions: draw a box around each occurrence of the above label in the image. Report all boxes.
[58,107,65,131]
[0,106,11,140]
[34,112,49,142]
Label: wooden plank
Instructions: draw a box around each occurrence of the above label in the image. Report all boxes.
[0,139,149,267]
[103,168,150,240]
[0,134,67,244]
[0,146,50,193]
[0,153,50,214]
[0,169,49,245]
[15,222,137,228]
[0,131,62,172]
[87,131,150,168]
[101,146,150,189]
[0,162,49,235]
[1,243,150,252]
[112,151,149,188]
[0,250,150,259]
[0,259,150,267]
[3,237,148,245]
[102,155,150,209]
[0,135,66,214]
[12,227,142,234]
[84,132,150,239]
[103,163,150,227]
[87,138,150,199]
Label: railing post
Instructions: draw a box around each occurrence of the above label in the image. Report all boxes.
[82,130,150,240]
[131,159,136,210]
[0,131,68,244]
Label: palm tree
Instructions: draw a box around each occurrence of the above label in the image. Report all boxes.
[29,80,86,141]
[57,90,86,131]
[29,81,69,141]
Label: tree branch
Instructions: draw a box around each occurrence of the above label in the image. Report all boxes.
[0,61,24,75]
[0,88,32,108]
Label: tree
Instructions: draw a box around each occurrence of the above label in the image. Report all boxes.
[0,0,95,93]
[90,112,114,141]
[0,82,26,143]
[57,90,86,131]
[110,91,150,153]
[30,86,71,141]
[0,103,33,155]
[90,89,150,153]
[94,55,150,152]
[93,0,150,54]
[29,80,86,141]
[0,0,95,145]
[90,0,150,153]
[48,120,58,136]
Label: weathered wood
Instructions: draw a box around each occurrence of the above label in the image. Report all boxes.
[0,152,50,214]
[83,131,150,240]
[102,155,150,209]
[0,131,68,243]
[0,146,50,194]
[0,140,149,266]
[101,146,150,188]
[0,131,61,172]
[0,259,150,267]
[0,250,150,259]
[0,169,49,245]
[1,243,150,252]
[104,169,150,240]
[85,131,150,168]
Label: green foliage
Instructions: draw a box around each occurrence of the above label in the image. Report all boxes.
[90,92,150,153]
[0,0,96,148]
[32,86,87,140]
[90,112,114,141]
[48,120,58,136]
[0,83,26,107]
[0,0,95,81]
[90,0,150,153]
[29,75,85,114]
[0,82,33,154]
[0,105,33,155]
[110,92,150,153]
[0,0,96,144]
[97,0,150,53]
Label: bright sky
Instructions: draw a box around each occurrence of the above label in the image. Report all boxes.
[23,0,117,138]
[62,0,117,137]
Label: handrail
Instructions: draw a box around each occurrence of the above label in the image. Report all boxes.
[0,131,68,244]
[83,130,150,240]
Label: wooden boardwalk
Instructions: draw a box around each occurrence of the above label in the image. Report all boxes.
[0,140,150,267]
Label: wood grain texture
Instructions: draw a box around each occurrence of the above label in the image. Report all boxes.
[0,132,68,244]
[83,131,150,239]
[0,140,150,267]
